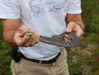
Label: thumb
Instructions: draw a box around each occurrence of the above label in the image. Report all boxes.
[17,25,30,35]
[66,22,76,33]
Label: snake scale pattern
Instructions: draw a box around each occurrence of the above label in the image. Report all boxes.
[40,32,80,47]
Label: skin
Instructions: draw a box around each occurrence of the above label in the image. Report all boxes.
[64,14,84,41]
[1,14,84,47]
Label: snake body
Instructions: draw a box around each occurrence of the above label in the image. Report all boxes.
[25,32,80,47]
[40,32,80,47]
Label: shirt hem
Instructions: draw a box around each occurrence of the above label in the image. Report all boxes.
[0,16,20,19]
[67,10,82,14]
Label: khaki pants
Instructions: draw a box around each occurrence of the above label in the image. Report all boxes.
[11,49,69,75]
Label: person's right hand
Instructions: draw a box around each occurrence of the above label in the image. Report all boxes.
[13,25,40,47]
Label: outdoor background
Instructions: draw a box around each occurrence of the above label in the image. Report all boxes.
[0,0,99,75]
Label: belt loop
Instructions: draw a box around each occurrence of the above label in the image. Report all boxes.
[39,60,42,64]
[52,62,55,66]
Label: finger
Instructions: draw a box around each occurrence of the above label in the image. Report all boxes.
[17,25,30,35]
[64,35,72,40]
[24,39,35,47]
[74,27,84,38]
[35,33,40,44]
[59,35,71,41]
[24,32,40,47]
[19,36,31,46]
[20,31,34,46]
[66,22,77,33]
[24,37,34,47]
[63,35,72,41]
[63,37,71,41]
[24,32,36,47]
[31,32,37,45]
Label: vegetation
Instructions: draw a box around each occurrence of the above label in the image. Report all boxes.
[0,0,99,75]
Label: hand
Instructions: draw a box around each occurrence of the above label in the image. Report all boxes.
[64,22,84,41]
[13,25,40,47]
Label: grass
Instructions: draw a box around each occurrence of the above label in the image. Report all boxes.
[0,22,12,75]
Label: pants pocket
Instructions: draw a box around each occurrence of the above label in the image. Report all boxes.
[11,60,17,75]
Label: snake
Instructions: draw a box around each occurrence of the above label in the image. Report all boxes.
[25,32,80,47]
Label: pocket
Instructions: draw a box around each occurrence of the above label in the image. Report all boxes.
[63,48,67,60]
[11,60,17,75]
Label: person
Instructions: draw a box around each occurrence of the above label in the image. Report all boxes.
[0,0,84,75]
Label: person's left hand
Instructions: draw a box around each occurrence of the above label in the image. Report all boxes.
[64,22,84,41]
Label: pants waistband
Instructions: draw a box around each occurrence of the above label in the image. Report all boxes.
[22,53,61,64]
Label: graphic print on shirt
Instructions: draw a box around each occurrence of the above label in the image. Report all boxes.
[28,0,66,18]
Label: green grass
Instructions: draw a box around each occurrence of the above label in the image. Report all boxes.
[0,21,12,75]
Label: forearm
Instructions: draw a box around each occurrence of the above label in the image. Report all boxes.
[3,30,17,47]
[66,14,85,30]
[2,19,20,47]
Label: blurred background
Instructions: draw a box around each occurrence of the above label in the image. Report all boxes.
[0,0,99,75]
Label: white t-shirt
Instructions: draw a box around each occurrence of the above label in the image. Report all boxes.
[0,0,82,60]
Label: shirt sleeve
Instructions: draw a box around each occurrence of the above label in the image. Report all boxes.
[0,0,20,19]
[67,0,82,14]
